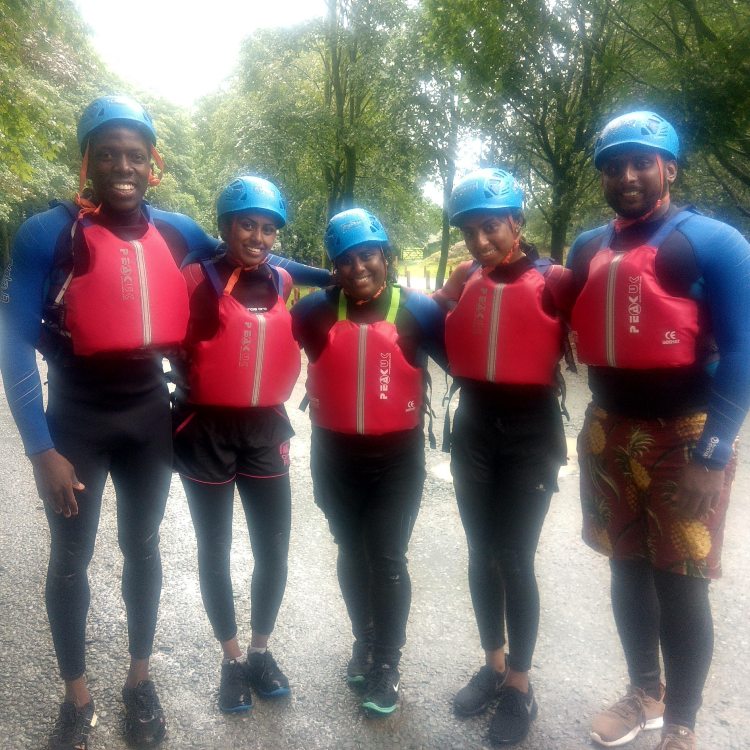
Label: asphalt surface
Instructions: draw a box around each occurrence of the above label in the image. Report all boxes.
[0,360,747,750]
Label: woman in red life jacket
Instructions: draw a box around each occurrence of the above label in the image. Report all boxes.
[433,168,573,746]
[290,208,446,717]
[173,176,300,713]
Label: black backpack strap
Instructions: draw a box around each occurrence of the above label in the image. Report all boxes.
[422,368,437,450]
[441,377,461,453]
[554,364,570,421]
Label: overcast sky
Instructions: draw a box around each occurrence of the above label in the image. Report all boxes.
[74,0,328,108]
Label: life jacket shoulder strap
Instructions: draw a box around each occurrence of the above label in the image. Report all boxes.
[200,261,285,299]
[647,210,695,247]
[337,285,401,322]
[599,210,696,251]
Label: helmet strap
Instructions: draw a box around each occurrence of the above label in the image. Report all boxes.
[148,146,165,187]
[501,216,522,264]
[74,144,101,217]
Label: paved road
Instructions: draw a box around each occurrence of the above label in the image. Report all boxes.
[0,362,747,749]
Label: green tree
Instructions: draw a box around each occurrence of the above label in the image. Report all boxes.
[609,0,750,229]
[0,0,113,263]
[425,0,635,261]
[197,1,435,264]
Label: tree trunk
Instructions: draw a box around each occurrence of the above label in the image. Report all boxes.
[548,180,570,263]
[435,167,455,289]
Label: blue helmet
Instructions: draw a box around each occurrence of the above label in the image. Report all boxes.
[594,111,680,168]
[216,176,287,228]
[448,168,524,227]
[324,208,389,261]
[77,94,157,155]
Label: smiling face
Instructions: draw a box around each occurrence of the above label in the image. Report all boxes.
[600,147,677,219]
[335,244,388,300]
[88,125,151,217]
[459,212,523,268]
[224,211,278,269]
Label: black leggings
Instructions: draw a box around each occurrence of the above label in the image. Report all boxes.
[311,428,425,667]
[181,475,291,641]
[45,364,171,681]
[610,558,713,730]
[451,394,562,673]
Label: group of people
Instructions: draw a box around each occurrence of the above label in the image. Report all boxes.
[0,95,748,750]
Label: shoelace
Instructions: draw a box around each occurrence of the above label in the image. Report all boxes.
[609,693,647,728]
[132,685,160,719]
[253,651,284,686]
[54,703,92,745]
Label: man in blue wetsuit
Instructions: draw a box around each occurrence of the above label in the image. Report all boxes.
[568,111,750,750]
[0,95,328,750]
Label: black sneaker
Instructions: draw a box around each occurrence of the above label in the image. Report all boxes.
[362,664,400,716]
[246,650,291,698]
[49,701,97,750]
[122,680,166,747]
[454,663,508,716]
[218,659,253,713]
[347,640,374,688]
[488,684,538,746]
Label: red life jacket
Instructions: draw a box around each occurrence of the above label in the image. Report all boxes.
[306,286,423,435]
[572,211,700,368]
[445,263,563,385]
[188,264,301,407]
[62,217,189,355]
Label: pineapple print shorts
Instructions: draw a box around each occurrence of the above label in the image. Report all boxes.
[578,404,736,578]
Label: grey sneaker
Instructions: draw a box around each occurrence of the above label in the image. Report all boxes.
[454,663,508,716]
[590,684,665,747]
[488,684,538,746]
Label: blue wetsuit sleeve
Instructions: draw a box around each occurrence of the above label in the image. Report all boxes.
[0,209,68,455]
[150,208,222,265]
[161,205,332,286]
[268,254,332,288]
[404,290,448,371]
[685,218,750,467]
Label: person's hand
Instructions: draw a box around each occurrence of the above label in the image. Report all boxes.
[671,462,724,519]
[29,449,85,518]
